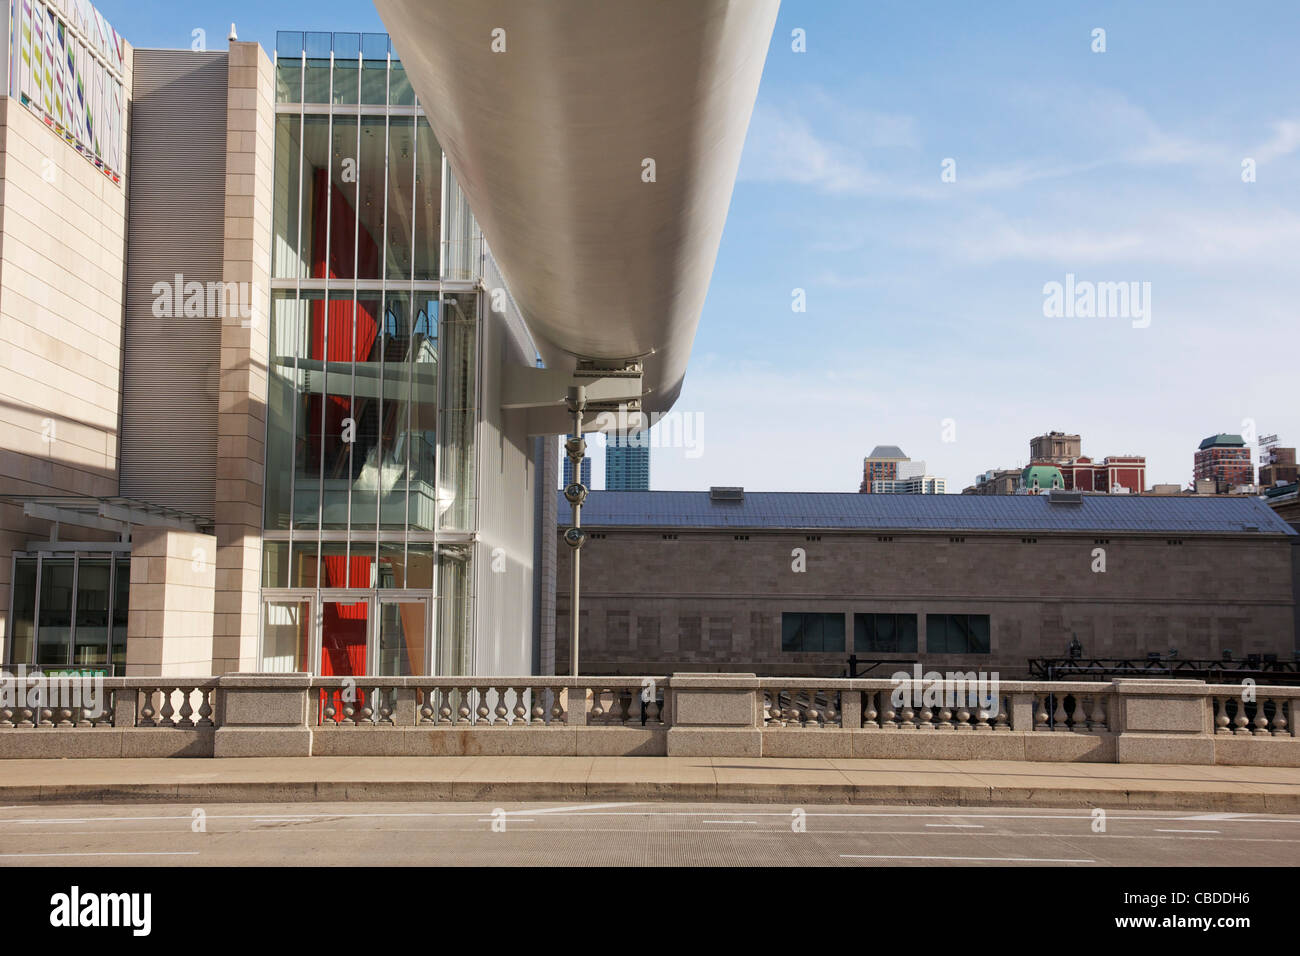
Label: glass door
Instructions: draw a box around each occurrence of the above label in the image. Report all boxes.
[377,596,428,675]
[319,592,371,676]
[260,595,314,672]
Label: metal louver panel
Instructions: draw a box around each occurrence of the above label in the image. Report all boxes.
[119,50,228,519]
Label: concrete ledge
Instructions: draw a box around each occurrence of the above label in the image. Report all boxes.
[1117,733,1216,765]
[1214,735,1300,767]
[666,727,762,757]
[213,727,312,757]
[310,726,667,757]
[0,730,214,759]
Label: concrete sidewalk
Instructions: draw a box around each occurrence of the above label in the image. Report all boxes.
[2,756,1300,811]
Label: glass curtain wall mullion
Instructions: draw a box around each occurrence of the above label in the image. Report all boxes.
[376,53,391,586]
[313,55,334,594]
[346,54,362,583]
[288,51,306,572]
[405,107,418,571]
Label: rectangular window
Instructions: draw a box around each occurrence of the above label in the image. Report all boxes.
[781,612,845,653]
[926,614,991,654]
[854,613,918,653]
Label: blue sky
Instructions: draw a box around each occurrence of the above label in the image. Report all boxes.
[100,1,1300,491]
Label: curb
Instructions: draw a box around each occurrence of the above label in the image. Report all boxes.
[2,780,1295,812]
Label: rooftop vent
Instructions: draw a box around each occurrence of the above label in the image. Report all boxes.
[710,486,744,502]
[1047,489,1083,505]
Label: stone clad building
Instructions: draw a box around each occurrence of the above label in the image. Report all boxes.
[555,488,1300,678]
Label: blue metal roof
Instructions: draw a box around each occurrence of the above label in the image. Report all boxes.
[561,491,1297,535]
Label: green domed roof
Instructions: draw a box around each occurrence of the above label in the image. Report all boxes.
[1021,465,1064,491]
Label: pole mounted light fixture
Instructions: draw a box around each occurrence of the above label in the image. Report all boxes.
[563,386,588,677]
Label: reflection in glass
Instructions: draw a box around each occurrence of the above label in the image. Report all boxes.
[272,115,303,279]
[379,600,426,675]
[412,117,440,279]
[438,293,476,531]
[321,599,368,676]
[437,546,471,675]
[73,560,110,668]
[9,558,36,667]
[385,117,415,280]
[112,558,128,672]
[276,55,301,104]
[261,600,309,672]
[36,559,73,668]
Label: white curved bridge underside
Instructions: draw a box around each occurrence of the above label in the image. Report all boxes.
[375,0,780,413]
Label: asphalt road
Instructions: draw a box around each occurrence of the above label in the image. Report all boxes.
[1,801,1298,866]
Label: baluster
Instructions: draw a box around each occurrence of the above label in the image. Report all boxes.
[825,690,840,727]
[784,688,802,727]
[863,691,879,729]
[138,689,157,727]
[646,692,661,726]
[550,686,566,724]
[589,685,606,723]
[512,685,529,726]
[1214,696,1232,734]
[881,692,900,730]
[197,688,214,727]
[454,686,471,724]
[993,697,1010,731]
[898,699,916,730]
[805,688,822,728]
[177,687,194,728]
[358,686,375,726]
[1273,699,1290,738]
[529,686,548,725]
[917,699,934,731]
[475,685,491,725]
[156,687,174,727]
[936,704,953,731]
[954,706,971,731]
[418,687,435,725]
[1233,700,1251,735]
[1255,699,1273,736]
[0,706,12,728]
[1071,696,1089,732]
[436,687,454,724]
[1051,695,1068,732]
[491,686,508,725]
[1034,696,1050,731]
[1090,695,1107,732]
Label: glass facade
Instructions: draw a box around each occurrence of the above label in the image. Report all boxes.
[261,32,481,675]
[6,553,130,674]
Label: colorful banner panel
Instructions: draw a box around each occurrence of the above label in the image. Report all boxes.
[9,0,125,182]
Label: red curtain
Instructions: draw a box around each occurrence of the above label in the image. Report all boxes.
[306,169,381,464]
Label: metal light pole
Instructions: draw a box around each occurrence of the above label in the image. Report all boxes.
[562,386,588,676]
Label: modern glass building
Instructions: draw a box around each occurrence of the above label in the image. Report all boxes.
[257,31,529,679]
[605,437,650,491]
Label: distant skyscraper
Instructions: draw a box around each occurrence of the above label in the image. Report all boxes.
[606,433,650,490]
[562,434,591,488]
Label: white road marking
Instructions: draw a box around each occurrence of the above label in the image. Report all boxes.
[925,824,984,828]
[703,820,760,824]
[842,854,1094,863]
[1154,828,1221,834]
[0,851,199,858]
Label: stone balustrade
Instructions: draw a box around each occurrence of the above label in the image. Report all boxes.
[0,673,1297,765]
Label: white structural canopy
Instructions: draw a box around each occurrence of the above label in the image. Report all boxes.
[374,0,781,413]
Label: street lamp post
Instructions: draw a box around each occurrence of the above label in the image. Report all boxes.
[562,386,588,676]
